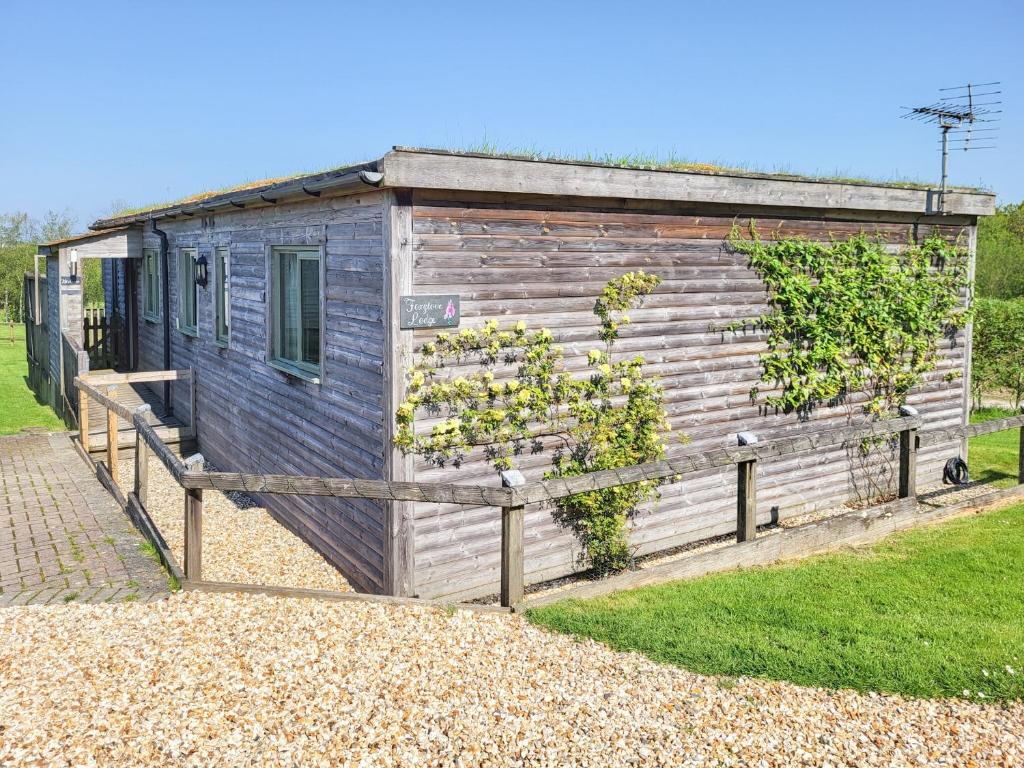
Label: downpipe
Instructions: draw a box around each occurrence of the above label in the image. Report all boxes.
[150,218,173,416]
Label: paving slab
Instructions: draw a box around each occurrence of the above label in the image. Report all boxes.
[0,432,167,606]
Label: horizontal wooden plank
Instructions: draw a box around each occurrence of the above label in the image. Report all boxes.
[179,469,515,507]
[74,378,141,422]
[126,493,185,585]
[183,579,510,613]
[133,413,188,483]
[918,413,1024,447]
[511,415,921,505]
[83,369,192,385]
[412,205,969,241]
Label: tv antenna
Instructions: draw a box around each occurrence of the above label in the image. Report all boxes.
[902,82,1001,213]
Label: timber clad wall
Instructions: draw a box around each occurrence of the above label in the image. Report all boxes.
[407,193,969,600]
[134,193,388,592]
[102,259,128,318]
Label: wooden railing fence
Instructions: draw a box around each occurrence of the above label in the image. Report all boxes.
[83,305,127,369]
[75,369,195,484]
[74,372,1024,610]
[60,333,90,427]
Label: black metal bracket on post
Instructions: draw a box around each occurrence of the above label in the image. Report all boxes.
[898,405,919,499]
[736,431,758,543]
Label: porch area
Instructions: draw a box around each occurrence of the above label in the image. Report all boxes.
[77,370,196,459]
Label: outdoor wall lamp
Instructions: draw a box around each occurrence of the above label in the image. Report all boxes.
[195,253,209,288]
[68,248,79,280]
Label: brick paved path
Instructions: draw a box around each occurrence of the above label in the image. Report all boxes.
[0,432,168,606]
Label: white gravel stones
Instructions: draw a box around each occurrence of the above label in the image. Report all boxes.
[0,591,1020,767]
[118,457,351,592]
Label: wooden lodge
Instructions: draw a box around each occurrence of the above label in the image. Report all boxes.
[27,148,995,600]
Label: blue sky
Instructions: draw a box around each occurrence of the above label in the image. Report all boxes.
[1,0,1020,229]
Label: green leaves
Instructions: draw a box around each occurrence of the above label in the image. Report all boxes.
[972,298,1024,409]
[727,224,970,418]
[394,271,670,574]
[976,202,1024,299]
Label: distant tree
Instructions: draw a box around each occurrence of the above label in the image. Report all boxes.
[38,209,75,243]
[82,260,104,307]
[976,202,1024,298]
[0,213,32,247]
[0,209,79,323]
[971,297,1024,409]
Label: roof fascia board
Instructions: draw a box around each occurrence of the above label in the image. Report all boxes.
[90,166,383,230]
[380,150,995,217]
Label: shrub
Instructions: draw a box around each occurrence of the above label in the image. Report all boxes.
[724,225,971,419]
[394,272,671,574]
[972,297,1024,409]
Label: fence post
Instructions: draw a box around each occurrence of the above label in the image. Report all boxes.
[898,405,919,499]
[182,453,205,581]
[184,488,203,581]
[1018,405,1024,485]
[499,469,526,608]
[79,387,90,453]
[106,385,119,487]
[736,432,758,543]
[134,404,152,507]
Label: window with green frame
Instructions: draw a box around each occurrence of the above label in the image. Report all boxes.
[142,248,160,321]
[214,246,230,345]
[177,247,198,335]
[270,246,321,378]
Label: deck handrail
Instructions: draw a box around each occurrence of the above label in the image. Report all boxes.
[82,369,192,386]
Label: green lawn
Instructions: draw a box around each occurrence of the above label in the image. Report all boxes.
[969,407,1019,488]
[0,324,64,435]
[529,414,1024,702]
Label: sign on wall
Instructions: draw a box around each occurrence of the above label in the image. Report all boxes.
[399,294,460,330]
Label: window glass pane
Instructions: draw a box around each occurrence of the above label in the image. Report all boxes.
[278,251,300,361]
[271,247,320,374]
[215,248,229,342]
[179,249,197,331]
[300,256,319,366]
[143,249,158,318]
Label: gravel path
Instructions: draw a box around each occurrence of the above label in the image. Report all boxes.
[0,591,1020,767]
[118,456,351,592]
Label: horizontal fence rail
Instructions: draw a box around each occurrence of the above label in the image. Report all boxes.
[918,413,1024,448]
[170,414,922,507]
[73,372,1024,609]
[512,415,922,506]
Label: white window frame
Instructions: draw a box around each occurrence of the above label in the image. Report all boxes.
[214,246,230,346]
[268,244,323,383]
[177,247,198,336]
[142,248,160,322]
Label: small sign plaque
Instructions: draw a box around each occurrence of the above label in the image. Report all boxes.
[59,276,78,286]
[399,294,460,330]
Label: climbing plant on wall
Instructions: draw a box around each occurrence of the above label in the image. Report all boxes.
[723,224,971,420]
[394,272,670,574]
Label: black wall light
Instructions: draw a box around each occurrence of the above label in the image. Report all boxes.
[195,253,209,287]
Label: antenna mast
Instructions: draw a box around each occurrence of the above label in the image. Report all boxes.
[902,82,1001,214]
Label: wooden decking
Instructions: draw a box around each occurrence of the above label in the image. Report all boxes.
[82,371,192,454]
